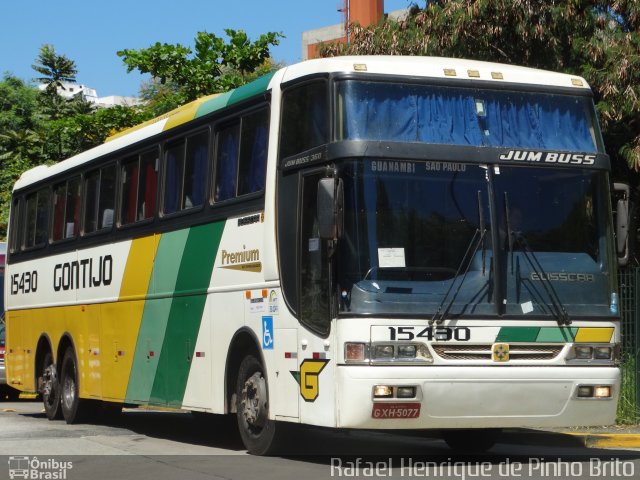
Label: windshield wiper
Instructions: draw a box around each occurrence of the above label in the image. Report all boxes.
[504,193,571,325]
[431,190,487,325]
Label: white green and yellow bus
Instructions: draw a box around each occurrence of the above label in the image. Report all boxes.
[5,56,620,454]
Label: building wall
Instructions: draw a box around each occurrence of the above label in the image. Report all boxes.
[301,0,409,60]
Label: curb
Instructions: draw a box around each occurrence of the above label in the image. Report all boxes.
[564,432,640,449]
[500,429,640,449]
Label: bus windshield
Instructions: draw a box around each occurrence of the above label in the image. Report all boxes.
[337,80,603,152]
[337,160,614,319]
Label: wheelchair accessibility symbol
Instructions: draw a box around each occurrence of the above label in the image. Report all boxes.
[262,316,274,349]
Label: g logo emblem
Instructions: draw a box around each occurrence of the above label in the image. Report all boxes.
[291,359,329,402]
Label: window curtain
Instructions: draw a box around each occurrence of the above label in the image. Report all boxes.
[341,82,596,152]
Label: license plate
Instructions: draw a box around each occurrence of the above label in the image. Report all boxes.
[372,402,421,419]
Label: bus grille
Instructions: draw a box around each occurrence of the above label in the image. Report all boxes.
[432,344,564,361]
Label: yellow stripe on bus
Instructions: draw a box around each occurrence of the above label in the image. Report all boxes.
[574,328,614,343]
[100,235,160,401]
[119,234,159,300]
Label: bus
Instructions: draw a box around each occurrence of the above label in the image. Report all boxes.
[5,56,619,454]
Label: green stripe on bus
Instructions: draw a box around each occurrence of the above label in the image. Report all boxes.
[535,327,577,342]
[496,326,579,343]
[125,229,190,404]
[195,72,274,119]
[150,220,225,406]
[495,327,540,343]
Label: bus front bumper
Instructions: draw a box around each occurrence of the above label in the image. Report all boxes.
[336,365,620,429]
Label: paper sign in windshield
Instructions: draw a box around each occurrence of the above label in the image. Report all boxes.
[378,248,406,268]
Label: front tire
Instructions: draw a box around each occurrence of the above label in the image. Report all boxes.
[42,351,62,420]
[236,355,283,455]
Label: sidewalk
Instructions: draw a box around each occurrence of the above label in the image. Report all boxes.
[502,426,640,449]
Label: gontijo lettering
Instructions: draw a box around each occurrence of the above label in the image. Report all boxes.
[54,255,113,291]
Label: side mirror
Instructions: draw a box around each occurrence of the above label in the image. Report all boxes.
[317,177,343,240]
[614,183,630,266]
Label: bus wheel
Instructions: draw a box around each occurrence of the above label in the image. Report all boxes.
[60,348,89,424]
[442,428,502,453]
[236,355,281,455]
[42,351,62,420]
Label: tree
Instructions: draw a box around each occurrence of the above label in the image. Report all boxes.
[319,0,640,175]
[117,29,283,102]
[31,44,78,95]
[32,44,81,121]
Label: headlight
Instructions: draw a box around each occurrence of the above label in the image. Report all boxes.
[397,345,417,358]
[567,344,617,363]
[594,346,613,360]
[345,342,433,364]
[374,344,395,359]
[574,345,593,359]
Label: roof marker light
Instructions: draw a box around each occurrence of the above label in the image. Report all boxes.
[467,69,480,78]
[571,78,584,87]
[491,72,504,80]
[444,68,457,77]
[353,63,367,71]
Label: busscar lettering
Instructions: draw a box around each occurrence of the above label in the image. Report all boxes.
[530,272,595,282]
[499,150,596,166]
[53,255,113,291]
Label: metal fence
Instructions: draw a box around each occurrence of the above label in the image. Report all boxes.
[618,267,640,422]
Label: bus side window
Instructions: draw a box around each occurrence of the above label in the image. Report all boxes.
[52,177,80,241]
[138,150,158,220]
[299,173,331,335]
[238,108,269,196]
[164,141,185,214]
[9,197,21,253]
[23,192,48,249]
[85,164,116,233]
[120,156,139,225]
[84,169,100,233]
[183,131,208,209]
[279,81,328,159]
[214,123,240,202]
[98,165,115,229]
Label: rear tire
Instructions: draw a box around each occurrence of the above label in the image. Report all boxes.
[235,354,283,455]
[60,348,91,424]
[42,351,62,420]
[442,428,502,452]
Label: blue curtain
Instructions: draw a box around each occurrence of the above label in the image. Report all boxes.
[216,127,239,201]
[164,151,179,214]
[190,145,207,206]
[247,125,268,193]
[341,82,597,152]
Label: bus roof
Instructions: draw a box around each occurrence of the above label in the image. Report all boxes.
[14,56,590,192]
[279,56,590,90]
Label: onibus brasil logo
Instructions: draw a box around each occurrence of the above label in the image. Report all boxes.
[8,456,73,479]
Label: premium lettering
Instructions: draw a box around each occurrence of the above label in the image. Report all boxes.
[221,247,260,265]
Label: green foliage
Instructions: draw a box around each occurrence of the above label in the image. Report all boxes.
[617,351,639,424]
[320,0,640,173]
[117,29,283,102]
[0,27,283,238]
[32,44,78,94]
